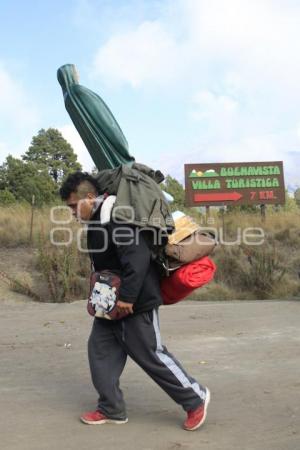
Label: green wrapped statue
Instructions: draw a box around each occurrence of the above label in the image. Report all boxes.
[57,64,135,170]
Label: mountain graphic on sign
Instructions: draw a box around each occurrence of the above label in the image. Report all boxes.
[189,170,198,177]
[189,169,204,177]
[203,169,219,177]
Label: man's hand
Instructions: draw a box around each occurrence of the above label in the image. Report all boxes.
[116,300,134,314]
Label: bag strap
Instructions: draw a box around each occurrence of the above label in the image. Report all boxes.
[100,195,117,224]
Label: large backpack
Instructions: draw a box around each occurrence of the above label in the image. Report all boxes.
[94,163,175,248]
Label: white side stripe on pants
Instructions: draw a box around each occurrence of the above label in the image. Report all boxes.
[152,309,206,401]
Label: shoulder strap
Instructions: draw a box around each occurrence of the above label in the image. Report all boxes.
[100,195,117,224]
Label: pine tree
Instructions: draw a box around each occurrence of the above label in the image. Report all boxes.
[162,175,185,210]
[0,155,57,205]
[23,128,82,183]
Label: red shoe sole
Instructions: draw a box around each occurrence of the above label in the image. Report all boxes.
[184,388,211,431]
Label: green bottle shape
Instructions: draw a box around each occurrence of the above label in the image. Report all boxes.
[57,64,135,170]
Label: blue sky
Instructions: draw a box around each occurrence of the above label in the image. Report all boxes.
[1,0,300,189]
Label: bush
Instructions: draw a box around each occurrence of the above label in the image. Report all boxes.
[0,189,16,205]
[238,245,286,299]
[36,227,89,302]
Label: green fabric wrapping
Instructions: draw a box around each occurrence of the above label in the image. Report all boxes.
[57,65,175,240]
[57,64,135,170]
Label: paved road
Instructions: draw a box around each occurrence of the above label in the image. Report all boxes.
[1,300,299,450]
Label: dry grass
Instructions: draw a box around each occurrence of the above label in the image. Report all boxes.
[0,205,90,302]
[0,205,53,247]
[187,282,251,301]
[36,226,90,302]
[191,208,300,300]
[0,270,41,301]
[0,205,299,302]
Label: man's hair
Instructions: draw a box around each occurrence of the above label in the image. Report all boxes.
[59,171,100,200]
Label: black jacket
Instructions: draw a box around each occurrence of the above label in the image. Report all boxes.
[87,208,163,314]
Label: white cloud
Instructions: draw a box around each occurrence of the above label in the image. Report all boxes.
[157,128,299,187]
[91,0,300,90]
[93,20,180,87]
[58,124,95,171]
[192,91,238,119]
[0,64,40,163]
[0,65,38,131]
[191,90,239,142]
[89,0,300,186]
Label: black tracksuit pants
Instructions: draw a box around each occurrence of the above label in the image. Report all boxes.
[88,307,206,419]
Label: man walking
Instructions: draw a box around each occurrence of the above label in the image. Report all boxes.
[60,171,210,431]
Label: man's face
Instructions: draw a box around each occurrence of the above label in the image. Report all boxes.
[66,191,96,221]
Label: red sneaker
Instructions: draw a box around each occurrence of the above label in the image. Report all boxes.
[80,410,128,425]
[183,388,210,431]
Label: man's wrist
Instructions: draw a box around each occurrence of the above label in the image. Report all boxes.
[118,294,136,304]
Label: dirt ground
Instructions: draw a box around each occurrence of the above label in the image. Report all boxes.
[0,296,299,450]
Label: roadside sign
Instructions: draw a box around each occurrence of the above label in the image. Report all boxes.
[185,161,285,206]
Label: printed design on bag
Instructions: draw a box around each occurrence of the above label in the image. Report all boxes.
[89,281,117,316]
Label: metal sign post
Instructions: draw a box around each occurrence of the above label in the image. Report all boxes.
[260,204,266,223]
[220,203,226,241]
[205,205,210,225]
